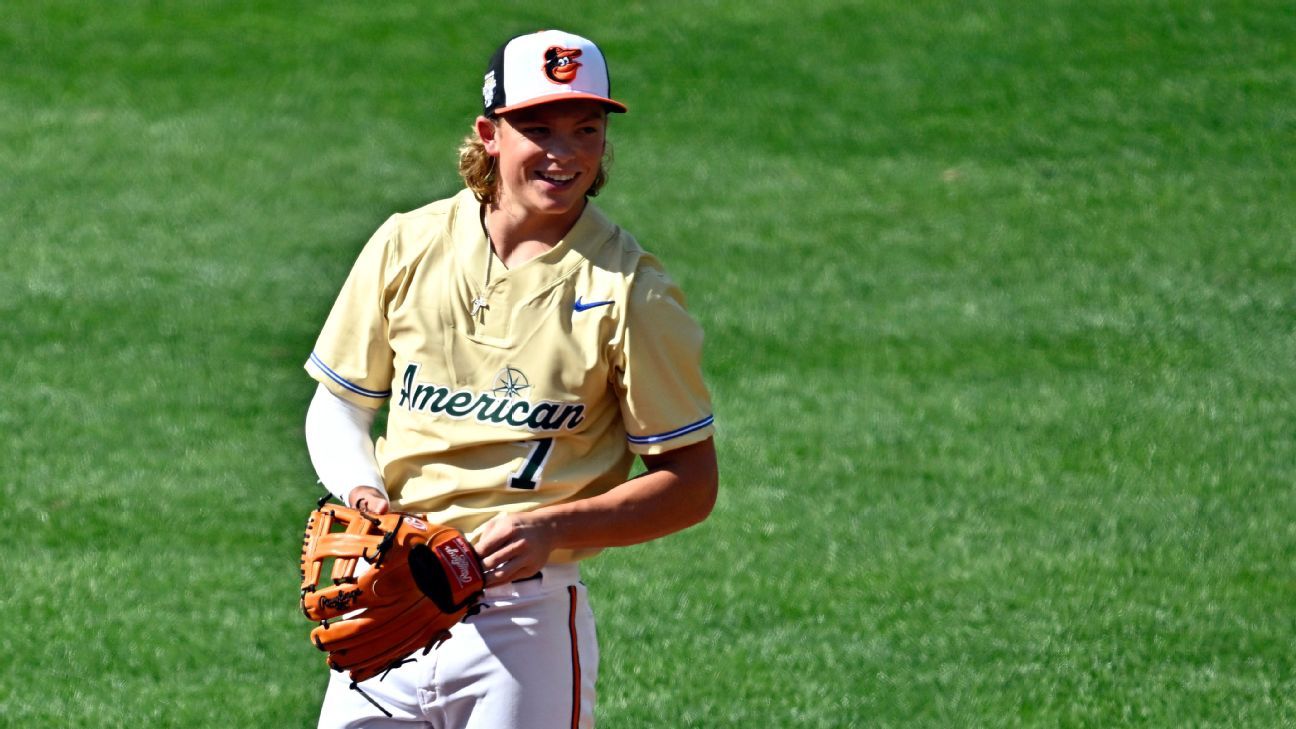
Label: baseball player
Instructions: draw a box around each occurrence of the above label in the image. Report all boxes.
[303,29,718,728]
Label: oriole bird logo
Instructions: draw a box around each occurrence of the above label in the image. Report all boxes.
[544,46,582,83]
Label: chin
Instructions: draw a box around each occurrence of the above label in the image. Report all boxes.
[534,190,588,214]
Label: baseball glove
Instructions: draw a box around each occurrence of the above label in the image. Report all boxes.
[299,501,486,686]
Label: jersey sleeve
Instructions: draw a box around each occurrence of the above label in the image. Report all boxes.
[613,260,715,455]
[304,215,402,407]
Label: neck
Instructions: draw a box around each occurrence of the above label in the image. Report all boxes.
[483,199,586,268]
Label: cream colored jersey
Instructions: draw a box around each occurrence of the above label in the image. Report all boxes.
[305,189,714,561]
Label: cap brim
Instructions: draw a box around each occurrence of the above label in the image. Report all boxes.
[495,92,628,115]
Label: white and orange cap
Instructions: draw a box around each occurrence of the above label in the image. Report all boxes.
[482,30,628,117]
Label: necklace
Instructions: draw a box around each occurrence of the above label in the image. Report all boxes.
[470,214,494,320]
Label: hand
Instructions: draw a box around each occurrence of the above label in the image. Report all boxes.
[474,512,555,587]
[347,486,390,515]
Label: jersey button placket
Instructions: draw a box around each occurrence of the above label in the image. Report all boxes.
[479,280,508,338]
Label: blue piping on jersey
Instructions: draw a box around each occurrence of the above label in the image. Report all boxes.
[309,352,392,399]
[627,415,714,445]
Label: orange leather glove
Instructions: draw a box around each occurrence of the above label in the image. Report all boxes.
[299,503,486,685]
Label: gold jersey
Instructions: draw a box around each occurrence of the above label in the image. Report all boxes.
[306,189,714,561]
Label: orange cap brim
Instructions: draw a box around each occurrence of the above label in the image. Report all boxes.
[494,92,628,115]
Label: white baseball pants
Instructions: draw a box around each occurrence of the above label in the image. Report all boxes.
[316,563,598,729]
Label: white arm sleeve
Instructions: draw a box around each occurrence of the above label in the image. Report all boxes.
[305,383,386,506]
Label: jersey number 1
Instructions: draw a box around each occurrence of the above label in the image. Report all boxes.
[509,438,554,490]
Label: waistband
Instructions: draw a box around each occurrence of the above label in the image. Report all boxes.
[484,562,581,599]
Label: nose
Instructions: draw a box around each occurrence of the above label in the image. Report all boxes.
[545,132,578,161]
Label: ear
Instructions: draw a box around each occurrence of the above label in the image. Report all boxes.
[475,116,501,156]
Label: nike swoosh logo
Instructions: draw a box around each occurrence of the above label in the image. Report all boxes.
[573,297,614,312]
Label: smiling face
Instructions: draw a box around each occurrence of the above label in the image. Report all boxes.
[476,100,608,233]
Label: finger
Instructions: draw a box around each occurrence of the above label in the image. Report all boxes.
[349,487,388,512]
[479,540,519,571]
[481,533,531,569]
[357,497,390,515]
[473,517,513,559]
[484,549,546,586]
[484,560,519,587]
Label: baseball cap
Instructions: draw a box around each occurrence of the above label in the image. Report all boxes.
[481,30,628,117]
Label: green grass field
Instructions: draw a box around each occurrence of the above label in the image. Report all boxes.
[3,1,1294,726]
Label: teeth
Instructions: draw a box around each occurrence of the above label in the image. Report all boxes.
[542,172,575,182]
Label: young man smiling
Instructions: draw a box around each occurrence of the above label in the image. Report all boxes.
[474,102,610,253]
[304,29,718,728]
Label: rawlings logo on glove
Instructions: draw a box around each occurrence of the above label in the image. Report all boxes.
[439,538,479,588]
[298,500,486,711]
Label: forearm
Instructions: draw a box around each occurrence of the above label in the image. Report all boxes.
[304,383,387,506]
[532,448,717,551]
[475,438,718,584]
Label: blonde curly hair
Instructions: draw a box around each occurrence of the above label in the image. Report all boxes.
[457,129,612,204]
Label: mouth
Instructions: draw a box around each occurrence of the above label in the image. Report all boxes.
[535,171,579,187]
